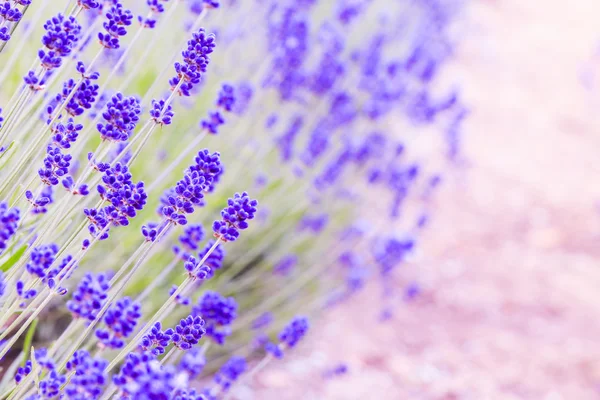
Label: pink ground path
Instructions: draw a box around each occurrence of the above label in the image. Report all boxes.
[247,0,600,398]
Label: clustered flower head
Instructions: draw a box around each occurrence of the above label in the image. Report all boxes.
[213,356,246,393]
[200,84,236,135]
[37,145,72,186]
[51,118,82,149]
[159,149,222,226]
[139,0,166,29]
[24,243,58,278]
[173,223,204,259]
[84,162,147,239]
[0,1,23,43]
[46,65,100,119]
[26,186,53,214]
[97,92,141,142]
[212,192,258,242]
[98,2,133,49]
[113,352,185,398]
[67,272,112,321]
[171,314,206,350]
[96,297,142,349]
[150,98,175,126]
[140,321,173,355]
[64,350,108,399]
[184,254,212,280]
[192,291,237,344]
[266,316,310,359]
[170,28,216,96]
[36,14,82,71]
[0,201,20,252]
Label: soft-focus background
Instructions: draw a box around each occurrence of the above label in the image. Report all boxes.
[251,1,600,398]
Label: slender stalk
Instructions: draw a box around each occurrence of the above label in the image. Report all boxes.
[160,346,178,365]
[0,293,54,359]
[136,257,179,303]
[56,223,173,372]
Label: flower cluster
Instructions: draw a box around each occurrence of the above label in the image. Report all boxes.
[96,297,142,349]
[67,272,112,322]
[98,2,133,49]
[213,356,246,393]
[266,316,310,359]
[37,145,72,186]
[171,315,206,350]
[113,352,183,398]
[85,163,147,239]
[170,28,216,96]
[173,223,204,260]
[37,14,82,71]
[64,350,108,399]
[200,84,236,134]
[0,201,20,252]
[24,243,58,278]
[212,192,258,242]
[51,118,82,149]
[140,321,173,355]
[97,92,141,142]
[184,254,212,280]
[26,186,53,214]
[138,0,166,29]
[0,1,23,44]
[192,291,237,344]
[46,70,100,120]
[149,98,174,126]
[159,150,222,226]
[266,5,310,100]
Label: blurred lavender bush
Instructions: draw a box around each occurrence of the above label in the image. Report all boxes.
[0,0,466,398]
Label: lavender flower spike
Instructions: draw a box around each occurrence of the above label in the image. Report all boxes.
[212,192,258,242]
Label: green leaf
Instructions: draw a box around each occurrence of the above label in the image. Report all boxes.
[22,319,38,367]
[0,243,27,272]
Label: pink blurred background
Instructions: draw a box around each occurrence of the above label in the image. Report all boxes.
[249,0,600,398]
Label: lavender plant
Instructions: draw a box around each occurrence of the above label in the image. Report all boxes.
[0,0,466,398]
